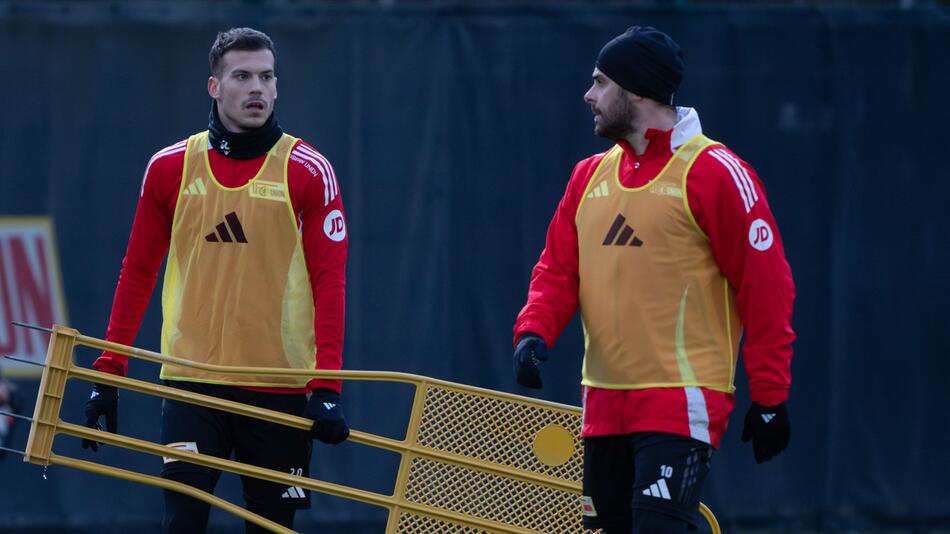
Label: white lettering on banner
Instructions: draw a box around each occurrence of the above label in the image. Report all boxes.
[323,209,346,242]
[748,218,774,251]
[0,218,68,376]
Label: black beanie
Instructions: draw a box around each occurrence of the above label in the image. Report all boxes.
[596,26,684,105]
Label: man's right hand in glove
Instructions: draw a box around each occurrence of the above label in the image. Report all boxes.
[82,383,118,452]
[512,334,548,389]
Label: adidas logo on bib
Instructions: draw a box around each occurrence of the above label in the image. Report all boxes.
[602,214,643,247]
[205,212,247,243]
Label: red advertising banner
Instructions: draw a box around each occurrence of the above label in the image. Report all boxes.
[0,217,68,377]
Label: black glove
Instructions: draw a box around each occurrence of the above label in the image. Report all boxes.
[512,334,548,389]
[305,389,349,444]
[741,401,790,463]
[82,383,118,452]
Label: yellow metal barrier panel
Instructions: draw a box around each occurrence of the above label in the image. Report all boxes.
[22,325,720,533]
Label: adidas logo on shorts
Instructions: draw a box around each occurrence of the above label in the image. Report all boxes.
[642,478,672,500]
[281,486,305,499]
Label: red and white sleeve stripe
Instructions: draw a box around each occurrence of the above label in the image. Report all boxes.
[708,147,759,214]
[687,147,795,406]
[291,143,339,206]
[140,140,187,197]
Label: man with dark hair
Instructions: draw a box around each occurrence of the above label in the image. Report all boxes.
[82,27,350,533]
[208,27,275,77]
[512,26,795,532]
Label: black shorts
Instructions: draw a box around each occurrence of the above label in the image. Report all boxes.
[160,380,312,509]
[582,432,712,531]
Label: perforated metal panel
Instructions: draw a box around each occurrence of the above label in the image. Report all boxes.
[395,512,489,533]
[24,327,713,534]
[415,385,584,482]
[403,456,580,532]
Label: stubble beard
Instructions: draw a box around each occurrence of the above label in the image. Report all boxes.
[595,97,637,141]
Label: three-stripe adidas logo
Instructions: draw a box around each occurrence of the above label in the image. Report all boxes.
[182,177,207,196]
[587,181,609,199]
[642,478,672,500]
[602,214,643,247]
[761,413,776,423]
[643,478,671,501]
[205,212,248,243]
[282,486,305,499]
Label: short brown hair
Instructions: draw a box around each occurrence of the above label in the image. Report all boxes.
[209,27,276,77]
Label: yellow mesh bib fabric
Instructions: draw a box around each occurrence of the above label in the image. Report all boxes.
[160,131,315,387]
[575,135,741,391]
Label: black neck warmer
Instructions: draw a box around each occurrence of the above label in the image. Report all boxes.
[207,101,283,160]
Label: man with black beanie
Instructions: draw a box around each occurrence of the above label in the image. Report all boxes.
[81,28,350,533]
[512,26,795,532]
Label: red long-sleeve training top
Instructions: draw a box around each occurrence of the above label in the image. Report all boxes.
[514,108,794,446]
[93,137,347,393]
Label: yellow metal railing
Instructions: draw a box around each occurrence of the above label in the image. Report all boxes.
[23,325,720,533]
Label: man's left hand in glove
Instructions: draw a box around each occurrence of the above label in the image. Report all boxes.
[305,388,349,445]
[741,401,790,463]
